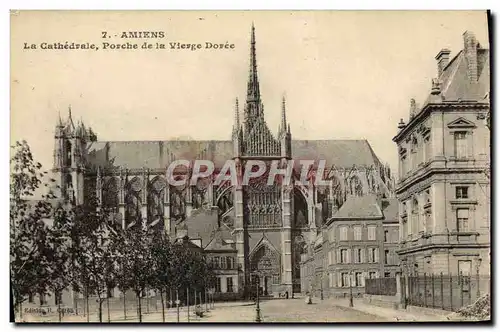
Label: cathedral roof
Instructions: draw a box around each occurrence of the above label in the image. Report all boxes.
[86,139,383,171]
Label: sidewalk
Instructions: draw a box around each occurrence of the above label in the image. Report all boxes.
[324,297,446,322]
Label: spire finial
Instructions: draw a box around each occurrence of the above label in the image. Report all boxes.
[57,110,64,127]
[281,95,287,131]
[233,97,240,134]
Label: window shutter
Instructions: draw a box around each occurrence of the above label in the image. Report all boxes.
[361,248,365,263]
[337,273,342,287]
[347,249,351,264]
[337,250,341,264]
[375,248,380,263]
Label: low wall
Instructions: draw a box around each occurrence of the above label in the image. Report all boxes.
[363,294,402,310]
[406,305,452,316]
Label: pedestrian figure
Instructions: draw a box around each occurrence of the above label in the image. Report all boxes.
[285,291,289,299]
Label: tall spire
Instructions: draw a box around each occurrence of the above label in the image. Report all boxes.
[233,97,240,133]
[281,95,287,133]
[247,22,260,103]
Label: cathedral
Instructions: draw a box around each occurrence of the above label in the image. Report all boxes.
[52,25,395,296]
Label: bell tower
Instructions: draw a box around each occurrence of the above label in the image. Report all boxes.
[52,107,94,205]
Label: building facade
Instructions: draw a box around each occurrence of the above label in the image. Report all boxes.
[301,194,399,298]
[393,31,490,277]
[50,25,395,299]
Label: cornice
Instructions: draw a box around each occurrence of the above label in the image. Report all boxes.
[393,102,489,143]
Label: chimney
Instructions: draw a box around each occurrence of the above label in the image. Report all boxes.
[463,31,478,82]
[435,48,451,77]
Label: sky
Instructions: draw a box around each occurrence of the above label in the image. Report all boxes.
[10,10,489,176]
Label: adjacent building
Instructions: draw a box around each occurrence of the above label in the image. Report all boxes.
[393,31,490,277]
[300,194,399,298]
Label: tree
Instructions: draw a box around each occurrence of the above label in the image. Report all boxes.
[46,205,73,322]
[150,232,172,322]
[10,140,54,319]
[111,229,130,321]
[123,227,154,323]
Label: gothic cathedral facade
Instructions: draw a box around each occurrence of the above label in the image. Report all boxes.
[52,25,395,295]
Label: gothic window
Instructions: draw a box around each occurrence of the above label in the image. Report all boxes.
[148,176,166,231]
[102,177,120,230]
[349,176,363,196]
[102,177,119,213]
[170,186,186,224]
[125,177,142,230]
[65,141,72,166]
[192,178,210,209]
[294,189,308,228]
[217,187,233,219]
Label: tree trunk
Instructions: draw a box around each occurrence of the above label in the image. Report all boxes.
[19,300,23,321]
[58,294,62,322]
[137,292,142,323]
[99,298,104,323]
[160,288,165,322]
[146,288,150,314]
[205,289,208,312]
[123,291,127,320]
[86,292,90,323]
[107,296,110,322]
[186,287,190,322]
[176,289,180,323]
[155,291,158,312]
[74,291,78,315]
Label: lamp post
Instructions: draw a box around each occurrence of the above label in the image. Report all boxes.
[349,271,354,307]
[255,275,262,323]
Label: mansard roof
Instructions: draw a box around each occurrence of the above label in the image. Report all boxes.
[421,48,489,108]
[86,139,383,171]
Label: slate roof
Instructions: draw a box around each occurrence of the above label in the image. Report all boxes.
[331,195,383,220]
[87,139,383,170]
[380,198,399,222]
[204,228,236,252]
[328,194,399,222]
[183,208,220,248]
[422,48,490,107]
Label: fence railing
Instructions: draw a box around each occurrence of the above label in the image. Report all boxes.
[402,273,490,312]
[365,277,397,296]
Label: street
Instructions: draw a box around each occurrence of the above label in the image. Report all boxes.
[17,298,390,323]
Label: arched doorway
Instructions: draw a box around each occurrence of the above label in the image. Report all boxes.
[249,244,281,295]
